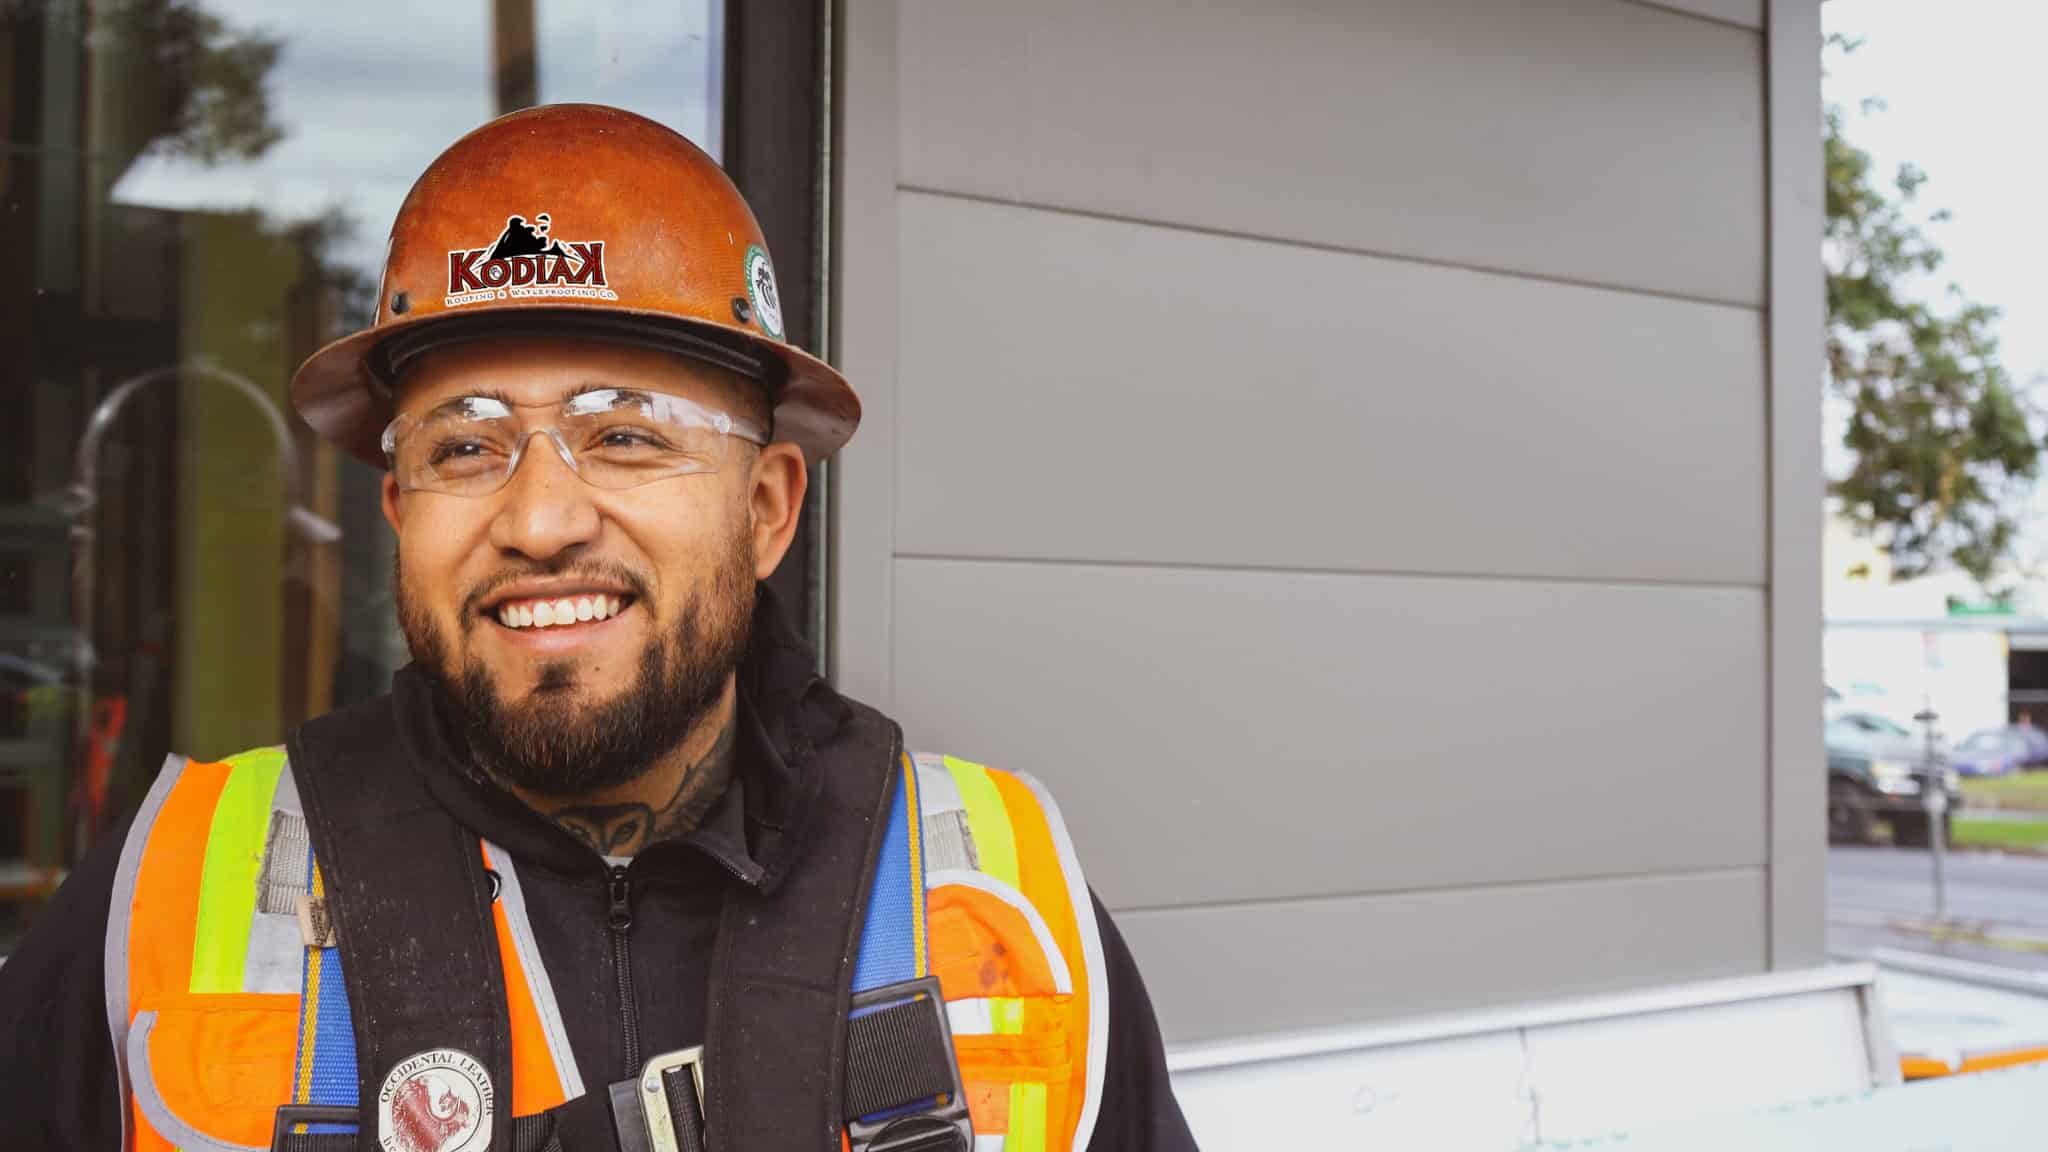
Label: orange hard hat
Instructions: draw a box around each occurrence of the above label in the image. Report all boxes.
[291,103,859,464]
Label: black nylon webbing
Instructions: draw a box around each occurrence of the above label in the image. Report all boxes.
[289,695,513,1152]
[842,1000,957,1121]
[701,703,904,1151]
[661,1067,709,1152]
[274,1133,349,1152]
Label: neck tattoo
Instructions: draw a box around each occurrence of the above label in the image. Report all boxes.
[544,720,738,857]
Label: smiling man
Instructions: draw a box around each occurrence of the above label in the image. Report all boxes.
[0,105,1196,1152]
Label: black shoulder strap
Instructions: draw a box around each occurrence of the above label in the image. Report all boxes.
[702,700,903,1152]
[289,695,514,1152]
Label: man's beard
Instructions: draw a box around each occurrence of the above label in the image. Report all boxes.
[398,535,754,797]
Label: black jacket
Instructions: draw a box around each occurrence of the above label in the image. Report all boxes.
[0,590,1197,1151]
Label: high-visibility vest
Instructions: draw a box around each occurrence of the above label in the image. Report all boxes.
[105,746,1106,1151]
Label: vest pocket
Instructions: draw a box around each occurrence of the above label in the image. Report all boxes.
[129,993,301,1151]
[953,1031,1077,1146]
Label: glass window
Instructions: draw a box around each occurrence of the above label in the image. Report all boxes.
[0,0,725,951]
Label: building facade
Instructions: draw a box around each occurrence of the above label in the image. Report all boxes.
[831,0,1822,1043]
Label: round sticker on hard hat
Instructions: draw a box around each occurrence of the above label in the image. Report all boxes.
[376,1049,494,1152]
[744,244,784,340]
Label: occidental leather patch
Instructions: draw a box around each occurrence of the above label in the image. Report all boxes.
[296,893,338,949]
[444,211,616,308]
[377,1049,495,1152]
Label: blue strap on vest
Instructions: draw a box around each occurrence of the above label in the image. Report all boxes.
[282,756,929,1118]
[289,846,360,1132]
[854,753,927,991]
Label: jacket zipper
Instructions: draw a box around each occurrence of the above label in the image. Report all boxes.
[608,864,641,1075]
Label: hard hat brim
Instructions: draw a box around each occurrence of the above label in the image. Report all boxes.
[291,304,861,468]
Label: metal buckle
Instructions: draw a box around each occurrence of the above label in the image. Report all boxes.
[844,976,974,1152]
[269,1104,358,1149]
[638,1045,706,1152]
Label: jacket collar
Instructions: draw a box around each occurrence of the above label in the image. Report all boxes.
[394,582,842,890]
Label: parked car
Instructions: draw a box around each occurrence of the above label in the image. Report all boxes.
[1999,723,2048,769]
[1951,728,2025,778]
[1826,713,1960,847]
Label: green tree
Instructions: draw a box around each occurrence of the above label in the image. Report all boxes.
[1826,36,2041,584]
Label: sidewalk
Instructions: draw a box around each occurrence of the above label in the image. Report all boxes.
[1872,949,2048,1068]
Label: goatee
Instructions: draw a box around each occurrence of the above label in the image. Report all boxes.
[398,537,754,796]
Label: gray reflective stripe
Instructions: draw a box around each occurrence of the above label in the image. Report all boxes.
[241,911,306,995]
[255,810,311,916]
[105,753,188,1152]
[246,759,309,993]
[484,839,587,1100]
[272,760,303,815]
[256,758,309,917]
[915,756,980,872]
[913,754,967,816]
[925,868,1074,996]
[1017,772,1109,1152]
[127,1010,267,1152]
[947,997,995,1037]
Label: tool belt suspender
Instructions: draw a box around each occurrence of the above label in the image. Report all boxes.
[273,691,973,1152]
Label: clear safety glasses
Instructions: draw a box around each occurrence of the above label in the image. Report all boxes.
[381,388,768,496]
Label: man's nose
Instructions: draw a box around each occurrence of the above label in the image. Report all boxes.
[488,430,601,560]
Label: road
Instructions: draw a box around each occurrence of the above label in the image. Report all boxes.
[1829,846,2048,971]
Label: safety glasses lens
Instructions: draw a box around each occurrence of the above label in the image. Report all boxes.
[387,391,742,495]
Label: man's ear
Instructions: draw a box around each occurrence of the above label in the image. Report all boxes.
[748,443,809,579]
[381,472,404,533]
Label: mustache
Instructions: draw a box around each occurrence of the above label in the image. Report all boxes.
[458,558,653,622]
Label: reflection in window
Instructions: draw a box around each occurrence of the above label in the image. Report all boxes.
[0,0,722,951]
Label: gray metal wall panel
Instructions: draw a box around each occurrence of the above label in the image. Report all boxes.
[1628,0,1762,28]
[1119,868,1765,1043]
[1765,0,1826,968]
[829,0,902,707]
[839,0,1805,1037]
[893,557,1766,911]
[898,0,1765,305]
[896,192,1767,586]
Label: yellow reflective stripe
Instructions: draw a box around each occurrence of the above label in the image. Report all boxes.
[1007,1082,1048,1152]
[946,756,1018,888]
[903,753,929,977]
[991,997,1025,1035]
[189,748,286,993]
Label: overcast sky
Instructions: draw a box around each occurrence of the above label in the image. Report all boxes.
[1824,0,2048,570]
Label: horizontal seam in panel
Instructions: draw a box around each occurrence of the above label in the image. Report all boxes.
[1111,864,1763,917]
[895,184,1766,314]
[1617,0,1763,34]
[894,551,1764,593]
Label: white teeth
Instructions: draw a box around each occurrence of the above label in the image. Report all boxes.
[497,595,624,629]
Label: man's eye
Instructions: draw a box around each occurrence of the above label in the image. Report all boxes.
[595,427,670,450]
[428,439,497,467]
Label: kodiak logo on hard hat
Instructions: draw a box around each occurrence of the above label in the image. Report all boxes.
[445,212,617,308]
